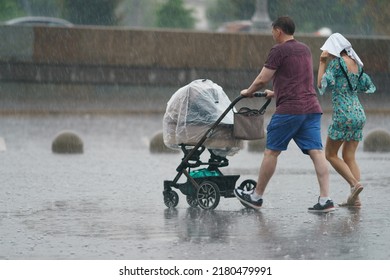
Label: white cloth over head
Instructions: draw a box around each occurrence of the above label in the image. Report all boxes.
[320,33,363,67]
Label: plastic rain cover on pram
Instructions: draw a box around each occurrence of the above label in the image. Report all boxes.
[163,79,243,157]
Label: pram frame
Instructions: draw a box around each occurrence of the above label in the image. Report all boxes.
[163,92,270,210]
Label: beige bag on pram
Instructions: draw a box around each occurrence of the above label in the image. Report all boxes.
[233,98,271,140]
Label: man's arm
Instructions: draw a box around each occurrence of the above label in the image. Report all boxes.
[241,67,276,97]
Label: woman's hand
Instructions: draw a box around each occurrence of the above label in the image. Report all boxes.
[320,50,329,63]
[317,51,329,88]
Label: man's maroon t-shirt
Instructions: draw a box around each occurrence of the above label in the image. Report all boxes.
[264,39,322,114]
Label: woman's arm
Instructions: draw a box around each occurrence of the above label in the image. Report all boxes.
[359,73,376,94]
[317,51,329,88]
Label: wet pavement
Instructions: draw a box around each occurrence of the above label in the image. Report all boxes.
[1,113,390,260]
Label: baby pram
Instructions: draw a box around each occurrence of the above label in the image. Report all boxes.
[162,79,270,209]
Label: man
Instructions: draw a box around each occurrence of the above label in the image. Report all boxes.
[234,16,334,213]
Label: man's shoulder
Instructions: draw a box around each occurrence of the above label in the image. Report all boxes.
[273,39,308,50]
[290,39,310,49]
[287,40,312,56]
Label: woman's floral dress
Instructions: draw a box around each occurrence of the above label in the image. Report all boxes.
[319,58,376,141]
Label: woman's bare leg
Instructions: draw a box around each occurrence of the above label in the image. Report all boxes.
[325,136,359,187]
[325,136,362,205]
[342,140,362,206]
[342,140,360,181]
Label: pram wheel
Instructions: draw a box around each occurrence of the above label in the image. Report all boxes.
[197,181,220,210]
[186,196,198,208]
[238,179,256,192]
[237,179,257,208]
[164,190,179,208]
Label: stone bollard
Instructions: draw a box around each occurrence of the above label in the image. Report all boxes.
[0,137,6,152]
[363,129,390,152]
[247,137,266,153]
[149,131,179,154]
[52,131,84,154]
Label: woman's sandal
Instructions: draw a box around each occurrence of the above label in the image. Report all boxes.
[338,198,362,208]
[340,183,363,207]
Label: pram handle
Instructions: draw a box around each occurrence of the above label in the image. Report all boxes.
[233,91,266,104]
[253,92,267,97]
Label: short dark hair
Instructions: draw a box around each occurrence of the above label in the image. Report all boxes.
[272,16,295,35]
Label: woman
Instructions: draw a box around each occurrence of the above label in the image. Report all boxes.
[317,33,376,207]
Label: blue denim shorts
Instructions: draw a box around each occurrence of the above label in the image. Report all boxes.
[266,113,323,154]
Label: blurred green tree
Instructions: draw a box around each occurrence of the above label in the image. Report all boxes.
[117,0,159,27]
[206,0,390,36]
[268,0,372,35]
[360,0,390,35]
[155,0,195,29]
[19,0,63,17]
[4,0,390,35]
[62,0,123,25]
[0,0,25,21]
[206,0,256,30]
